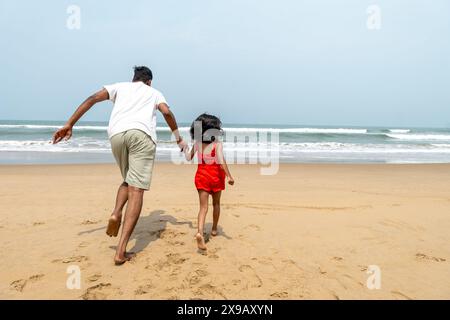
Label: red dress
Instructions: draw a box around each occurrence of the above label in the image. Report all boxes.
[195,143,226,193]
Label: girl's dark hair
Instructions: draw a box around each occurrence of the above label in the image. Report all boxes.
[190,113,223,144]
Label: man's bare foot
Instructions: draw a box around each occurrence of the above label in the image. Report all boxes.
[106,215,121,237]
[114,252,136,266]
[211,229,218,237]
[195,233,207,250]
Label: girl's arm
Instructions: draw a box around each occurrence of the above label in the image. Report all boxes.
[216,142,234,185]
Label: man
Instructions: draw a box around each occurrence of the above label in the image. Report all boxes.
[53,66,187,265]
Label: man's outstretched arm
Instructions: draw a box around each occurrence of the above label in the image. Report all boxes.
[158,102,187,151]
[52,89,109,144]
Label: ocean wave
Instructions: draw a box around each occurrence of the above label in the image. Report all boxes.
[0,124,108,131]
[386,133,450,141]
[219,142,450,153]
[388,129,411,133]
[0,139,110,153]
[4,139,450,155]
[431,144,450,148]
[225,128,367,134]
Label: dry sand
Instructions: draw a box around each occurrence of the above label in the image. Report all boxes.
[1,163,450,299]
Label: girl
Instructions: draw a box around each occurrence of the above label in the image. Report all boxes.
[185,113,234,250]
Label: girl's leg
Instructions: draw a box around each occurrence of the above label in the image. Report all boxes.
[196,190,209,250]
[211,191,222,236]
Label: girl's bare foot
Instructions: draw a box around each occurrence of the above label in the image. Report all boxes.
[114,251,136,265]
[211,229,218,237]
[195,233,207,250]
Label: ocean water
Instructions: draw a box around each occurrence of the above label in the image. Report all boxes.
[1,120,450,164]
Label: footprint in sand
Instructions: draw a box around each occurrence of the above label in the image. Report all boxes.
[159,229,187,240]
[193,283,226,299]
[87,274,102,282]
[416,253,446,262]
[29,274,44,282]
[208,247,220,256]
[33,222,45,226]
[187,269,209,285]
[231,279,241,286]
[391,290,413,300]
[332,256,344,262]
[81,220,101,225]
[61,255,89,263]
[318,267,327,275]
[154,253,188,271]
[158,231,186,246]
[166,253,189,265]
[254,257,273,267]
[82,283,113,300]
[239,265,262,288]
[270,291,288,298]
[135,283,154,295]
[245,224,260,231]
[78,242,89,248]
[10,279,27,292]
[166,240,185,246]
[10,274,44,292]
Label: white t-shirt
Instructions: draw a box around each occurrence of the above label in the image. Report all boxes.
[104,81,167,143]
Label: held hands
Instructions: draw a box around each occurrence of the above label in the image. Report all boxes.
[177,138,188,152]
[52,124,73,144]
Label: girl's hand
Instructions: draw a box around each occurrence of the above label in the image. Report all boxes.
[228,177,235,185]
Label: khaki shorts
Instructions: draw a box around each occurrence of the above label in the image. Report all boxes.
[110,129,156,190]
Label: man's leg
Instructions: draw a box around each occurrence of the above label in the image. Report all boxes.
[106,182,129,237]
[114,186,144,264]
[109,132,129,237]
[112,182,129,219]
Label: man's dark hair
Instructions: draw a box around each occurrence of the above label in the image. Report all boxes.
[133,66,153,83]
[190,113,223,144]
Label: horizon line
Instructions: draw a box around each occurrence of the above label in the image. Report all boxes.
[0,119,449,129]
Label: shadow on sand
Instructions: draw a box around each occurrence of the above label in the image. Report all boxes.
[79,209,232,254]
[127,209,195,253]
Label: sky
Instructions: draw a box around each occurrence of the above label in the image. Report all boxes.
[0,0,449,127]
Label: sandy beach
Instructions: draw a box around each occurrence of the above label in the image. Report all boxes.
[1,163,450,300]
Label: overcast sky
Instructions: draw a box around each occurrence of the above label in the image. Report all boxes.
[1,0,449,127]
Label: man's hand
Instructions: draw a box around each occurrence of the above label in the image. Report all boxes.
[51,89,108,144]
[228,177,235,185]
[52,124,73,144]
[177,139,188,152]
